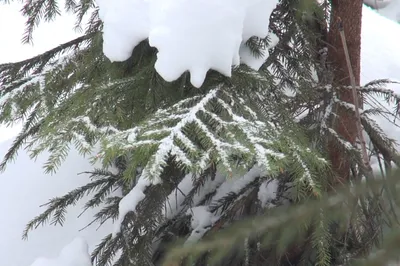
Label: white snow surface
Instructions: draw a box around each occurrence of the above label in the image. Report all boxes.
[97,0,280,87]
[30,238,91,266]
[373,0,400,22]
[364,0,393,10]
[0,139,113,266]
[97,0,150,62]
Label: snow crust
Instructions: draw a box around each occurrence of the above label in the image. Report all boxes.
[30,238,91,266]
[97,0,280,87]
[97,0,149,62]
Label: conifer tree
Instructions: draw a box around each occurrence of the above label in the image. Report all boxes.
[1,0,400,266]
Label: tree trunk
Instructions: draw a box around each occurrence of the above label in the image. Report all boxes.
[327,0,363,184]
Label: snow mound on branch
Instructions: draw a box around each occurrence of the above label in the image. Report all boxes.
[113,175,152,236]
[97,0,150,62]
[29,238,91,266]
[258,179,279,208]
[185,206,216,244]
[97,0,280,87]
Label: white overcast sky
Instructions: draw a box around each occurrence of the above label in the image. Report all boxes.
[0,1,80,142]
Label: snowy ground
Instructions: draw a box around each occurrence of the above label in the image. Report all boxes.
[0,2,110,266]
[361,6,400,171]
[0,3,399,266]
[0,139,113,266]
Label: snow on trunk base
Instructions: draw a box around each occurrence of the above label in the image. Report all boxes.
[30,238,91,266]
[97,0,280,87]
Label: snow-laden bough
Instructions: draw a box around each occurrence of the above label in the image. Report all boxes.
[97,0,280,87]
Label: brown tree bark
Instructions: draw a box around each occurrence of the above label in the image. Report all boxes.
[327,0,363,184]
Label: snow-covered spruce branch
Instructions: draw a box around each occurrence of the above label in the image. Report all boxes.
[0,56,70,121]
[0,36,83,82]
[360,86,400,100]
[100,87,282,181]
[25,115,118,173]
[315,89,358,153]
[22,168,121,239]
[95,86,327,235]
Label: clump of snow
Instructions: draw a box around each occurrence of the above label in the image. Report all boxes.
[185,206,217,244]
[212,165,265,204]
[242,0,279,41]
[258,179,279,208]
[148,0,245,87]
[184,167,266,244]
[30,237,92,266]
[97,0,280,87]
[113,175,152,236]
[96,0,150,62]
[163,172,226,220]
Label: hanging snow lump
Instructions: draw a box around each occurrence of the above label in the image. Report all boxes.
[97,0,280,87]
[97,0,150,62]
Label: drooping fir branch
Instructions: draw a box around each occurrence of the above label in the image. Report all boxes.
[0,33,94,85]
[8,0,98,44]
[22,167,122,239]
[296,82,400,179]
